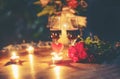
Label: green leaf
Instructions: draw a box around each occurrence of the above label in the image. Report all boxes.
[37,5,55,17]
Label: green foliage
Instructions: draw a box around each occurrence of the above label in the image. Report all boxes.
[35,0,88,17]
[75,35,120,63]
[84,37,118,63]
[37,5,55,17]
[84,36,112,56]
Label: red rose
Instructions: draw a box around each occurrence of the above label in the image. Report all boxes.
[75,42,85,51]
[68,46,77,58]
[67,0,78,9]
[78,50,88,59]
[75,42,88,59]
[72,56,79,62]
[68,42,88,62]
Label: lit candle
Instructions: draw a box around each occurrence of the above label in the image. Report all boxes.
[51,52,63,65]
[26,46,34,54]
[10,51,20,63]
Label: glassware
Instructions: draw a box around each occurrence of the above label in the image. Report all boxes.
[67,28,79,45]
[50,29,61,42]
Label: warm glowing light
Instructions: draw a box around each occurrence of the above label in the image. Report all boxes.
[51,52,63,65]
[63,24,68,29]
[28,54,35,79]
[10,51,19,62]
[51,52,63,60]
[54,66,61,79]
[29,54,34,65]
[11,65,19,79]
[26,46,34,54]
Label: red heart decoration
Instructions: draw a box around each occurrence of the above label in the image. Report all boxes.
[51,43,64,53]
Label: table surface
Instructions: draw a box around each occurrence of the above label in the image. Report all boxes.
[0,47,120,79]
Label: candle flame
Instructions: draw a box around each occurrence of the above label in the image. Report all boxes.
[51,52,63,65]
[10,51,19,62]
[26,46,34,54]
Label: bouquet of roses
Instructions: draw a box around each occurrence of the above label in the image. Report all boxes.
[68,42,88,62]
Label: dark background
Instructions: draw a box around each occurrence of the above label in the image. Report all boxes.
[88,0,120,41]
[0,0,120,48]
[0,0,51,48]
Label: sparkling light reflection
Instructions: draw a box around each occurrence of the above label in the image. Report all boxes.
[11,65,19,79]
[51,52,63,65]
[28,54,35,79]
[54,66,61,79]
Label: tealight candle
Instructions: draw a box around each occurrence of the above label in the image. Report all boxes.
[26,46,34,54]
[10,51,20,63]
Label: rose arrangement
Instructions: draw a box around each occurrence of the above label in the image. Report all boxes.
[68,42,88,62]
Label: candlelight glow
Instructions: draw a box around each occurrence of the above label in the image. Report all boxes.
[51,52,63,65]
[51,52,63,61]
[54,66,61,79]
[63,24,68,29]
[28,54,35,79]
[11,65,19,79]
[26,46,34,54]
[10,51,19,62]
